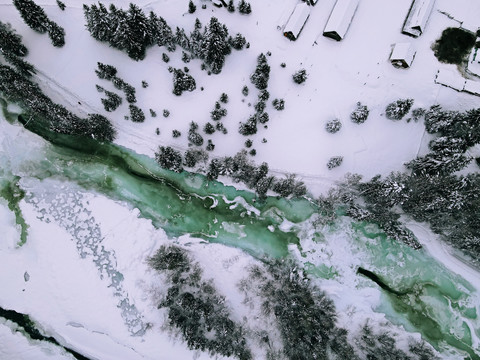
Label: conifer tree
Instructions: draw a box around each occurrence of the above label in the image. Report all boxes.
[201,17,231,74]
[250,53,270,90]
[13,0,50,33]
[188,0,196,14]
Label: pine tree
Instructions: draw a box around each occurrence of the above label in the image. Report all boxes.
[56,0,65,10]
[101,90,122,112]
[250,53,270,90]
[188,0,196,14]
[155,146,183,173]
[148,12,175,51]
[292,69,307,84]
[201,17,231,74]
[172,68,196,95]
[227,0,235,12]
[47,21,65,47]
[129,104,145,122]
[238,0,252,14]
[385,98,414,120]
[13,0,50,33]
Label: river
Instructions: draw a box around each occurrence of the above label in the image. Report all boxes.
[0,100,479,359]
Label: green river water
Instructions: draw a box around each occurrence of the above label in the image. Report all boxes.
[1,101,479,359]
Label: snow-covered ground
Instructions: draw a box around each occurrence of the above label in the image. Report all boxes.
[2,0,480,195]
[2,0,480,359]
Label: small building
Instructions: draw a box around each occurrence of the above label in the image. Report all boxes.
[402,0,436,37]
[390,43,416,68]
[284,3,311,41]
[323,0,359,41]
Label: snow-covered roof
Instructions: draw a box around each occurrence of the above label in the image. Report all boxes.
[402,0,435,37]
[435,69,465,91]
[390,43,416,68]
[284,3,311,40]
[464,79,480,96]
[323,0,359,41]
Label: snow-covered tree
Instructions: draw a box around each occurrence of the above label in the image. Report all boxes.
[325,119,342,133]
[238,0,252,14]
[250,53,270,90]
[201,17,231,74]
[292,69,307,84]
[101,90,122,112]
[385,98,413,120]
[272,98,285,111]
[129,104,145,122]
[171,68,196,95]
[327,156,343,169]
[13,0,50,33]
[188,0,196,14]
[155,146,183,172]
[350,102,369,124]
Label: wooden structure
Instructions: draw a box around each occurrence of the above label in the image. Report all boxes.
[323,0,359,41]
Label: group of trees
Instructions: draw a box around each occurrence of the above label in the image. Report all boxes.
[0,23,115,142]
[0,21,35,77]
[148,245,252,360]
[319,105,480,259]
[0,64,116,142]
[237,258,437,360]
[154,147,306,199]
[83,3,247,74]
[95,62,146,121]
[13,0,65,47]
[385,98,414,121]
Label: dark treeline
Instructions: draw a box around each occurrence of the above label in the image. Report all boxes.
[0,21,35,77]
[320,105,480,262]
[155,147,307,199]
[0,22,115,142]
[13,0,65,47]
[148,245,252,360]
[83,3,247,74]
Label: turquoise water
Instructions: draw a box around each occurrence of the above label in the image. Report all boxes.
[1,103,479,358]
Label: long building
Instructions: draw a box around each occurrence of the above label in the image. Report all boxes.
[323,0,360,41]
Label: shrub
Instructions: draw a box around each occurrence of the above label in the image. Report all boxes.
[220,92,229,103]
[258,89,270,101]
[258,112,269,124]
[188,130,204,146]
[350,102,369,124]
[432,27,475,65]
[242,85,249,96]
[150,109,157,117]
[239,117,257,135]
[245,139,253,148]
[238,0,252,14]
[141,80,148,88]
[411,108,426,122]
[254,101,266,113]
[292,69,307,84]
[172,129,181,138]
[385,98,414,120]
[162,53,170,63]
[211,102,227,121]
[227,0,235,12]
[163,109,170,118]
[95,62,117,80]
[325,119,342,133]
[272,98,285,111]
[206,140,215,151]
[327,156,343,169]
[203,122,215,134]
[155,146,183,172]
[249,149,256,156]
